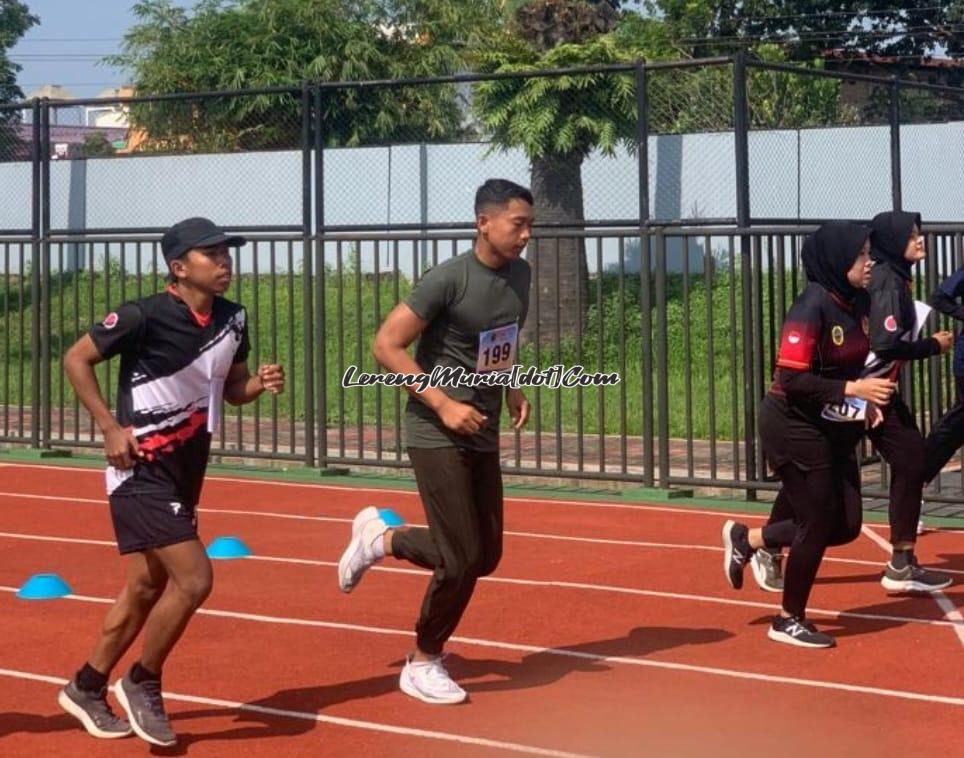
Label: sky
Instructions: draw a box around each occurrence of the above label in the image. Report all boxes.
[9,0,139,99]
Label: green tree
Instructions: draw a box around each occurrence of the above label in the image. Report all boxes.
[82,131,117,157]
[472,4,856,339]
[648,0,962,61]
[473,3,666,340]
[0,0,38,161]
[649,0,964,119]
[107,0,500,151]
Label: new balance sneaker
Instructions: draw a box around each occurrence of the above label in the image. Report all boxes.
[114,674,176,747]
[57,681,132,739]
[750,548,784,593]
[722,520,753,590]
[767,615,836,649]
[399,654,468,705]
[881,557,952,593]
[337,506,388,593]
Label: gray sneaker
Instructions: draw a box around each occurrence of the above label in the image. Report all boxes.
[114,674,176,747]
[750,549,784,593]
[57,681,132,739]
[881,557,952,593]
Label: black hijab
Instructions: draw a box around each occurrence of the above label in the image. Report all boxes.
[802,221,870,303]
[870,210,922,282]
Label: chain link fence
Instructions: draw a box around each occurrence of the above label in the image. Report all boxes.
[647,61,735,223]
[747,63,891,222]
[899,82,964,223]
[2,58,964,511]
[0,103,35,234]
[47,89,307,233]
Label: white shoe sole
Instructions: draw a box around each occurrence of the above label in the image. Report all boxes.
[750,555,783,593]
[399,667,467,705]
[57,689,132,739]
[338,506,380,593]
[767,627,835,649]
[722,520,740,590]
[113,679,176,747]
[881,576,953,593]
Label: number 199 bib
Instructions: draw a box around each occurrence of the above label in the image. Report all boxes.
[477,322,519,373]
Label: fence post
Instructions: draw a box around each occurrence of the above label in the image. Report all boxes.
[635,60,654,487]
[655,228,670,489]
[314,84,334,472]
[733,51,758,496]
[889,76,902,212]
[29,100,42,449]
[40,100,52,450]
[301,82,316,467]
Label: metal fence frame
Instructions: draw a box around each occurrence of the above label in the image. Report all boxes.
[2,56,964,508]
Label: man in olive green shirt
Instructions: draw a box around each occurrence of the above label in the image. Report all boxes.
[337,179,533,704]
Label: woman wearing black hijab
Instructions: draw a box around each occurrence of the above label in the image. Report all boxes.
[721,221,895,648]
[750,213,954,596]
[752,211,953,592]
[859,211,951,592]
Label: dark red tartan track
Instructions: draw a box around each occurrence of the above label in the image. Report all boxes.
[0,462,961,757]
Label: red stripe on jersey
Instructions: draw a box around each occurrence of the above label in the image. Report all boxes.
[775,319,817,370]
[138,409,208,457]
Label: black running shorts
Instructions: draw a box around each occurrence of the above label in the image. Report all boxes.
[109,493,199,555]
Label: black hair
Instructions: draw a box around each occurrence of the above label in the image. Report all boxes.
[474,178,534,217]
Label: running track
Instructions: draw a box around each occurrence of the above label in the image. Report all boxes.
[0,462,961,756]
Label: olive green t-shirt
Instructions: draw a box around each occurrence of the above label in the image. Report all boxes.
[404,250,531,451]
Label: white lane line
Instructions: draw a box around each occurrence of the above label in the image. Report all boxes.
[0,490,939,562]
[0,667,589,757]
[0,462,798,520]
[5,462,962,536]
[1,530,961,631]
[2,590,962,708]
[860,525,964,649]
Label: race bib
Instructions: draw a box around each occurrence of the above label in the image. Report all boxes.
[476,322,519,373]
[820,397,867,423]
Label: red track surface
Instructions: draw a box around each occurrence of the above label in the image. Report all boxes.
[0,462,961,756]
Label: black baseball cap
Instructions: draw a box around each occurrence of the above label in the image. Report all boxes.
[161,217,246,264]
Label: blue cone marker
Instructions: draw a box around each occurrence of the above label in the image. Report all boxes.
[206,536,252,560]
[17,573,72,600]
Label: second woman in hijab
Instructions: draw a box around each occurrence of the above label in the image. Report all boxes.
[860,211,952,592]
[721,221,895,648]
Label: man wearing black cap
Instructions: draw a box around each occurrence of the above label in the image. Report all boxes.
[58,217,285,747]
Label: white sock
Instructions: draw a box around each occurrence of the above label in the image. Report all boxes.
[371,533,386,560]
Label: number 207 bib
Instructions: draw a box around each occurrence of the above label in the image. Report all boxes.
[476,322,519,373]
[820,397,867,423]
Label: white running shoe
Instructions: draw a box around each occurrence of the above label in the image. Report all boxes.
[337,506,387,593]
[917,518,925,536]
[750,549,784,593]
[399,654,468,705]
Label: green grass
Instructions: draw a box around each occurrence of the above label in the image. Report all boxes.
[12,256,942,442]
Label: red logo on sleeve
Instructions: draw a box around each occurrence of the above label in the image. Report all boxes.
[883,315,898,332]
[102,312,119,329]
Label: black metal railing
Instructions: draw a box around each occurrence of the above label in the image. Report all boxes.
[1,57,964,515]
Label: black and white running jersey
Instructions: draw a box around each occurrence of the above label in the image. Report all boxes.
[89,287,249,505]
